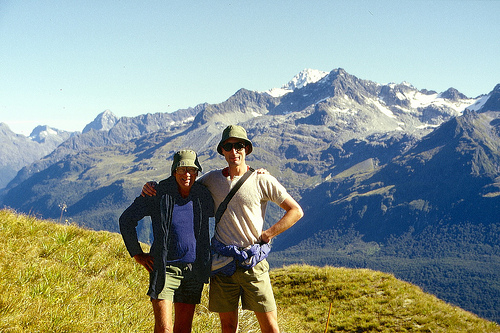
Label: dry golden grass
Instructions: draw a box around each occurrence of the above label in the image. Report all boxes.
[1,209,498,332]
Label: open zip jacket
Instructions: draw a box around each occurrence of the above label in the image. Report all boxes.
[119,176,214,298]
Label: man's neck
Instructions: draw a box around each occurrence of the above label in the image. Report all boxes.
[227,163,248,180]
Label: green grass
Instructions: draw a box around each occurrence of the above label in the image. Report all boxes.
[1,209,498,332]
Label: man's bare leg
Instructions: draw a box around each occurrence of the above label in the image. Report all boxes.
[255,310,279,333]
[219,310,239,333]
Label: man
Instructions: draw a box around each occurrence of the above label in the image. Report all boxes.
[120,150,214,333]
[143,125,303,333]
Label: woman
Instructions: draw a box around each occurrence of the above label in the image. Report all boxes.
[119,149,214,333]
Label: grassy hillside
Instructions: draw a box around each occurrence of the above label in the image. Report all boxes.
[1,209,498,333]
[270,224,500,323]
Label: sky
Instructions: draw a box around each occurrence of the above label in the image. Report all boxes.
[1,1,499,136]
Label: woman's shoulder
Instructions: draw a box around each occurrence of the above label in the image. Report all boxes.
[156,176,177,194]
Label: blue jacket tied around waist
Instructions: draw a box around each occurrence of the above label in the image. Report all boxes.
[211,237,271,276]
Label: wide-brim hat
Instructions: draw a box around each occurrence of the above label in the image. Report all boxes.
[171,149,202,175]
[217,125,253,155]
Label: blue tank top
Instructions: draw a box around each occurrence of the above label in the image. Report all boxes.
[167,199,196,263]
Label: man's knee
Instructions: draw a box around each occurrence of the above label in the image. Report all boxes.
[255,310,279,333]
[219,311,239,333]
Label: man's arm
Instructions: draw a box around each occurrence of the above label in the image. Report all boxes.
[141,181,158,197]
[140,169,268,197]
[260,196,303,244]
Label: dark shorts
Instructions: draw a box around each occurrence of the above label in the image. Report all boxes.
[208,259,276,313]
[153,264,204,304]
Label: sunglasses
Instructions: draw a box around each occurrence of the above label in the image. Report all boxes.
[221,142,246,152]
[175,167,198,175]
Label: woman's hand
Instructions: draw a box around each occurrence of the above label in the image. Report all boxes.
[133,253,154,273]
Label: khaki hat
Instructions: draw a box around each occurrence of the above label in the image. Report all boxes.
[171,149,202,175]
[217,125,253,155]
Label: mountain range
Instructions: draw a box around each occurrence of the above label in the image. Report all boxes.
[0,124,74,189]
[1,68,499,322]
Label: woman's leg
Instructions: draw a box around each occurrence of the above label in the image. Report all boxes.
[173,302,196,333]
[152,299,173,333]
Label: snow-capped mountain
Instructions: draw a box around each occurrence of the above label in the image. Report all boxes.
[264,68,329,97]
[29,125,73,144]
[264,69,479,145]
[265,71,478,132]
[0,123,73,189]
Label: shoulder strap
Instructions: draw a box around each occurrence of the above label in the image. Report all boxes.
[214,167,255,224]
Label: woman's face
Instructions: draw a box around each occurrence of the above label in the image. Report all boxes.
[174,167,198,193]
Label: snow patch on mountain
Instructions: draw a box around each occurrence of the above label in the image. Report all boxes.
[264,69,329,97]
[467,94,489,111]
[384,88,476,113]
[169,116,196,126]
[407,90,476,112]
[29,126,58,141]
[29,125,71,144]
[371,99,396,119]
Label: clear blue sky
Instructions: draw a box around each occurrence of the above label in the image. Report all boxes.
[1,1,499,135]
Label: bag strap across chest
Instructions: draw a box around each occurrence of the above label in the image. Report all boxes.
[214,167,255,224]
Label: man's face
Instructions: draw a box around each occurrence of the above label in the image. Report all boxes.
[174,167,198,192]
[221,138,247,167]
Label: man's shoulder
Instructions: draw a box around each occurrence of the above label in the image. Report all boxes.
[192,181,210,193]
[199,169,224,182]
[253,171,280,184]
[252,171,289,198]
[206,169,224,176]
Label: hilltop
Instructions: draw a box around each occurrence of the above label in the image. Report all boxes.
[1,209,498,332]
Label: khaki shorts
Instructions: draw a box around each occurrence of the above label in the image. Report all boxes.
[208,259,276,313]
[154,264,204,304]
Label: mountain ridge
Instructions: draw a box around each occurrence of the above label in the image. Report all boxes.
[0,68,480,192]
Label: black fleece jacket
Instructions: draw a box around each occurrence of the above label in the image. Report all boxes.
[119,176,214,298]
